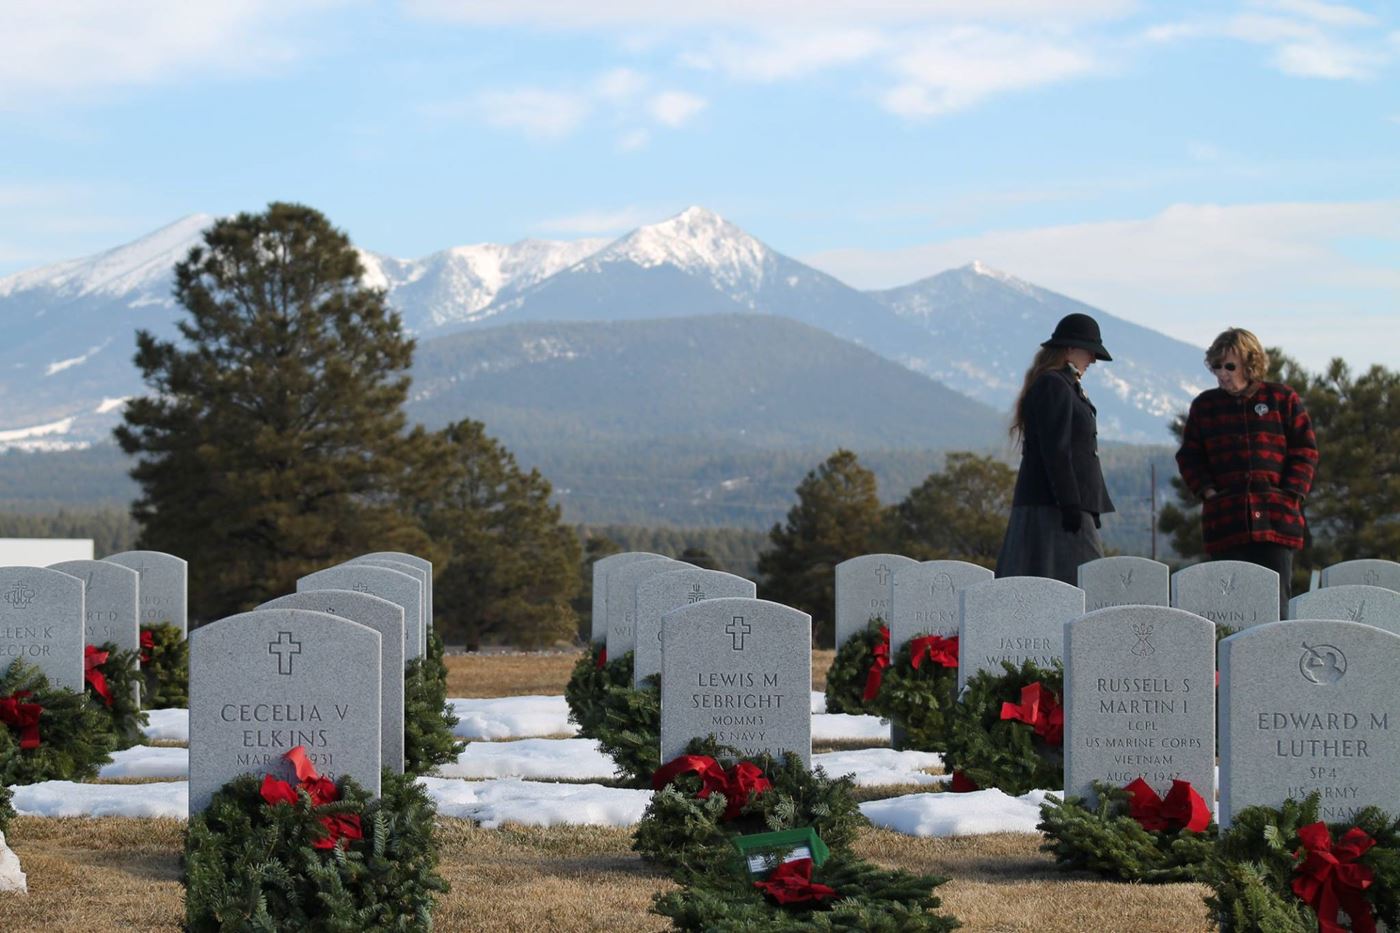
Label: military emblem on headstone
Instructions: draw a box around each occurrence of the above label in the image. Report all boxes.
[1345,602,1366,624]
[1130,622,1155,658]
[1299,642,1346,685]
[4,581,36,609]
[1219,574,1237,596]
[688,584,705,603]
[1119,568,1134,589]
[930,573,954,594]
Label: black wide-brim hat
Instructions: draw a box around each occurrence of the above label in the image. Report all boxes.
[1041,312,1112,361]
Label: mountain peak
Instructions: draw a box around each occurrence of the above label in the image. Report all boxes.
[958,259,1037,296]
[592,206,771,285]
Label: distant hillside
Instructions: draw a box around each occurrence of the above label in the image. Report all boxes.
[408,314,1006,450]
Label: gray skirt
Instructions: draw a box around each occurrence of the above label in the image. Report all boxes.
[995,505,1104,585]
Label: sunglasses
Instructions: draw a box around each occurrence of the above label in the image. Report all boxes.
[1209,361,1238,372]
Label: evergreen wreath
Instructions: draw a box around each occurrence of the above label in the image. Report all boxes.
[1205,792,1400,933]
[403,651,464,778]
[869,634,960,752]
[139,623,188,710]
[823,619,890,715]
[940,660,1064,797]
[0,783,14,835]
[0,659,117,785]
[590,671,660,788]
[653,850,960,932]
[1037,780,1217,883]
[85,642,149,749]
[564,643,633,739]
[185,759,448,932]
[634,737,867,874]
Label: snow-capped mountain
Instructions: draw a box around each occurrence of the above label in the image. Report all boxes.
[0,206,1209,452]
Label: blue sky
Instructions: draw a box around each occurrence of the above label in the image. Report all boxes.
[2,0,1397,370]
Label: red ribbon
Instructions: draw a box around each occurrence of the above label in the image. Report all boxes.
[1291,822,1377,933]
[84,644,113,707]
[0,690,42,749]
[140,629,155,664]
[998,681,1063,746]
[909,634,958,670]
[595,647,607,670]
[753,857,838,906]
[862,626,891,701]
[652,754,773,821]
[1123,778,1211,833]
[259,746,364,850]
[949,770,979,793]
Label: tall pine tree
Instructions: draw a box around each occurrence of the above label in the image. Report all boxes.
[116,203,444,623]
[756,449,884,646]
[418,419,581,648]
[887,452,1014,565]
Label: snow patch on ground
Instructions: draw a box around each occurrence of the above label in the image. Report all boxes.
[814,749,946,787]
[142,708,189,742]
[449,695,578,739]
[11,780,189,819]
[437,738,615,781]
[99,745,189,779]
[418,777,651,828]
[861,788,1057,836]
[812,713,889,742]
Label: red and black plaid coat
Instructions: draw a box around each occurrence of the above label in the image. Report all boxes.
[1176,382,1318,553]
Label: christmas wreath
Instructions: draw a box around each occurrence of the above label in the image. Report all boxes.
[940,660,1064,797]
[404,633,464,777]
[870,634,960,752]
[1205,792,1400,933]
[85,642,149,749]
[564,643,633,739]
[0,659,117,784]
[139,623,188,710]
[185,746,447,932]
[633,737,867,874]
[1037,779,1217,882]
[590,671,660,788]
[823,619,891,715]
[653,850,960,932]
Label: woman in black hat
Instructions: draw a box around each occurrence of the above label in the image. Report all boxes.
[995,313,1116,584]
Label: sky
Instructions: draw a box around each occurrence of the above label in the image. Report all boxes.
[1,0,1397,371]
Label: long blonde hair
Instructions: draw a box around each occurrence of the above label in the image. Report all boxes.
[1009,346,1069,442]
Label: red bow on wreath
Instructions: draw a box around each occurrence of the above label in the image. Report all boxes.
[909,634,959,670]
[139,629,155,664]
[999,681,1063,746]
[84,644,113,707]
[595,647,608,670]
[259,746,364,850]
[1122,778,1211,833]
[652,754,773,821]
[862,626,891,701]
[1291,821,1377,933]
[0,690,42,749]
[753,857,838,906]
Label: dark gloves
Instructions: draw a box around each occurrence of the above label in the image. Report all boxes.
[1060,505,1083,534]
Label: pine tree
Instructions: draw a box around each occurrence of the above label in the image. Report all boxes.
[418,419,580,648]
[115,203,442,622]
[756,450,883,646]
[887,451,1014,564]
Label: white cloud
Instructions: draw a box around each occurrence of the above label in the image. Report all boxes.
[0,0,336,105]
[879,26,1097,118]
[594,67,648,101]
[680,29,886,81]
[475,89,593,139]
[803,200,1400,369]
[406,0,1133,28]
[534,206,656,234]
[1254,0,1379,28]
[649,91,708,127]
[1271,36,1385,78]
[616,128,651,151]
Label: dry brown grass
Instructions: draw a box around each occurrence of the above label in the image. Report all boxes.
[1,818,1214,933]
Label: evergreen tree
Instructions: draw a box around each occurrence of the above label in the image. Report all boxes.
[115,203,442,622]
[677,546,719,570]
[572,533,621,641]
[756,450,883,646]
[420,419,580,649]
[887,452,1014,564]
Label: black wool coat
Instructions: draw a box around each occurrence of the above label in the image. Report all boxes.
[1011,367,1115,517]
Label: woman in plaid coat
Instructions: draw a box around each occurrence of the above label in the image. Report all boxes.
[1175,327,1318,616]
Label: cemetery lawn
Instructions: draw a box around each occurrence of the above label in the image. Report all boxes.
[1,650,1211,932]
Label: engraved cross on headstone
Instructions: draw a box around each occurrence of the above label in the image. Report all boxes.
[726,616,751,650]
[875,564,891,585]
[269,631,302,675]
